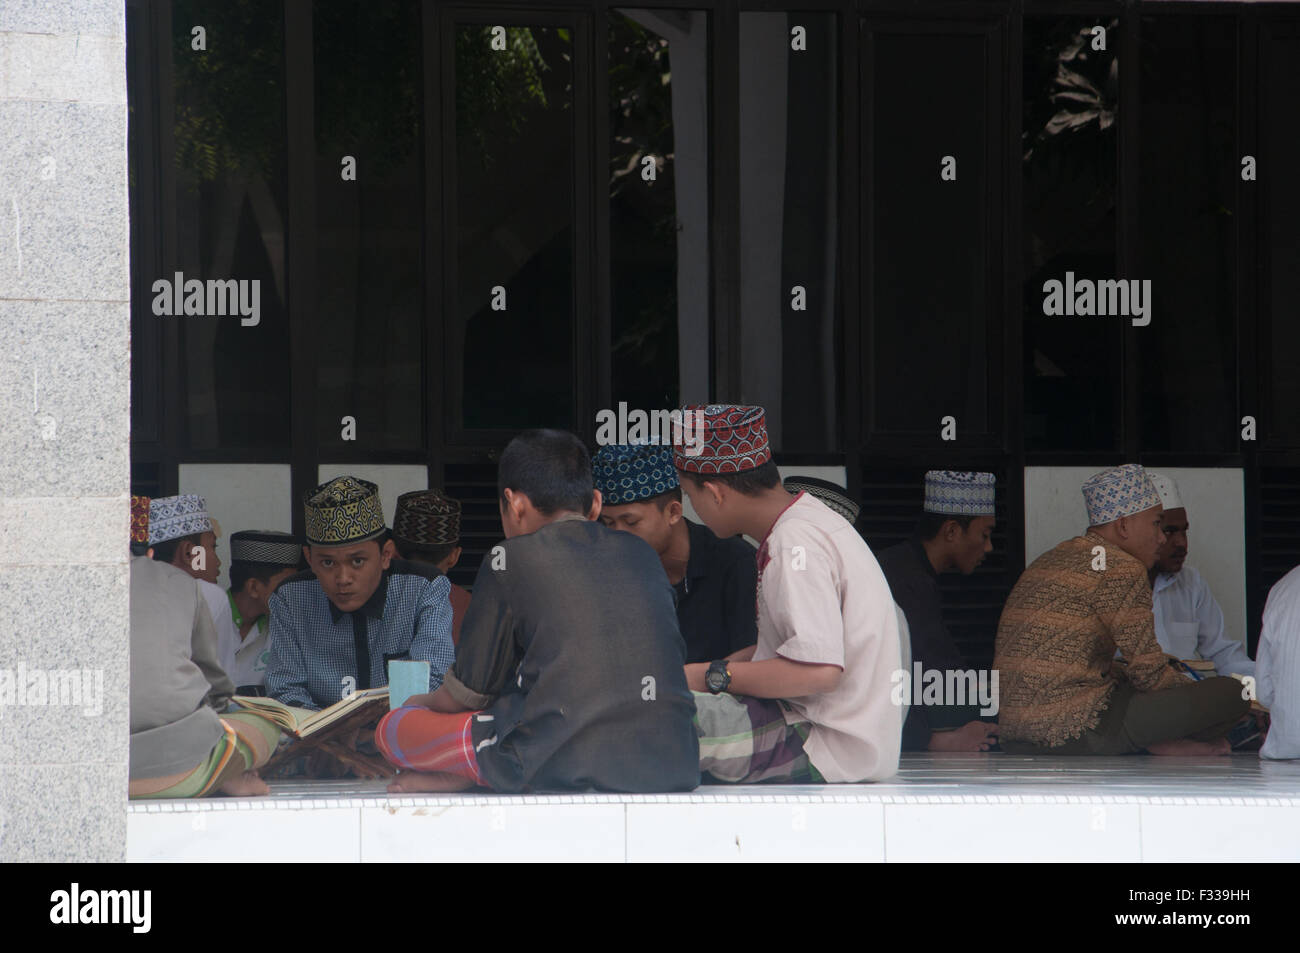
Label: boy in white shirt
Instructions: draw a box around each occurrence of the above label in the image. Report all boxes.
[673,404,901,783]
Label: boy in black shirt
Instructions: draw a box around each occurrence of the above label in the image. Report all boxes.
[376,429,700,794]
[594,442,757,663]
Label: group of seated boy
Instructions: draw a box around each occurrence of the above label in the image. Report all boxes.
[125,403,1297,798]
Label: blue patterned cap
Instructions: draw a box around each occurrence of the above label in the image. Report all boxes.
[593,443,680,506]
[923,471,996,516]
[1081,464,1162,526]
[148,494,213,546]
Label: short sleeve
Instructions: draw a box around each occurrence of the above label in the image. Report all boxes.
[760,536,845,669]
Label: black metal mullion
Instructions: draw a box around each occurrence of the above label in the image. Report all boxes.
[712,1,740,402]
[1241,5,1263,653]
[1118,0,1140,460]
[841,1,862,502]
[424,1,445,491]
[156,0,181,495]
[594,6,613,420]
[285,0,318,538]
[1006,0,1025,574]
[573,11,595,442]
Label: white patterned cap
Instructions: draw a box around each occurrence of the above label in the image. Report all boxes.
[148,494,213,546]
[1081,464,1162,526]
[1145,471,1184,511]
[923,471,996,516]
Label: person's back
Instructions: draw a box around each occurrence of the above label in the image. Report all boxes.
[374,427,699,795]
[129,555,230,758]
[460,518,699,792]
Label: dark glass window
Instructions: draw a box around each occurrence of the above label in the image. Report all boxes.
[172,0,290,450]
[453,24,574,432]
[1022,18,1120,452]
[864,23,991,438]
[314,0,423,451]
[1137,16,1236,453]
[741,11,836,452]
[1263,26,1300,445]
[128,1,160,446]
[609,9,709,413]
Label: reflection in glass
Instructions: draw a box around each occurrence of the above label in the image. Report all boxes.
[1263,31,1300,444]
[867,26,985,437]
[609,10,709,412]
[455,25,574,431]
[1138,16,1236,452]
[741,12,835,451]
[172,0,290,450]
[315,0,423,451]
[1022,18,1119,451]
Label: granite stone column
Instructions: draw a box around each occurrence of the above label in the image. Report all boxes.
[0,0,130,862]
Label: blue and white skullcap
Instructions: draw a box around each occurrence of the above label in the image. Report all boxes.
[148,494,213,546]
[1145,471,1184,511]
[923,471,996,516]
[1081,464,1162,526]
[593,443,680,506]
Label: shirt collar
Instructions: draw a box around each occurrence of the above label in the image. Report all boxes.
[757,491,805,573]
[683,520,713,582]
[327,570,390,624]
[1153,571,1179,593]
[227,588,270,635]
[908,536,939,581]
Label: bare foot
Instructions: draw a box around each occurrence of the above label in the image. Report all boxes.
[218,770,271,796]
[929,721,1000,752]
[1146,737,1231,756]
[387,770,476,794]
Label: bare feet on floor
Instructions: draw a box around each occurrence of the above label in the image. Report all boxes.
[929,721,1000,752]
[388,770,476,794]
[1146,737,1231,756]
[219,770,270,796]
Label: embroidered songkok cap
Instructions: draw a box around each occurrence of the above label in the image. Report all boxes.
[672,404,772,475]
[149,494,213,546]
[783,475,860,525]
[230,530,301,566]
[1145,471,1184,511]
[304,476,387,546]
[131,495,151,545]
[923,471,997,517]
[393,489,462,547]
[1081,464,1162,526]
[593,444,680,505]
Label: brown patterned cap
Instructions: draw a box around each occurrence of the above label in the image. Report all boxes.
[393,488,461,547]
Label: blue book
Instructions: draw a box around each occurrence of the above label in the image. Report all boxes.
[388,660,431,709]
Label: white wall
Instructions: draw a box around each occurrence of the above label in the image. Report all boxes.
[179,463,293,590]
[680,464,848,545]
[317,464,428,528]
[1024,466,1247,646]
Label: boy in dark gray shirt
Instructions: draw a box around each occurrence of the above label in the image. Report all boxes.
[374,429,700,794]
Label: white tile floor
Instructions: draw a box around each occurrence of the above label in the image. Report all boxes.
[127,753,1300,862]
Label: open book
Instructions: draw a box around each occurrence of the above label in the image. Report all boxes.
[231,687,390,739]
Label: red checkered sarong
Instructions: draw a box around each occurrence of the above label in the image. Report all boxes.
[374,706,485,786]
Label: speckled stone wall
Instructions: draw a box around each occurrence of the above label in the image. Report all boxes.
[0,0,130,862]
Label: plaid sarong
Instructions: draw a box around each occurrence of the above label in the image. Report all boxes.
[374,706,485,786]
[694,691,823,783]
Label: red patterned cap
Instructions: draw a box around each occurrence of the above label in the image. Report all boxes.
[672,404,772,475]
[130,495,151,544]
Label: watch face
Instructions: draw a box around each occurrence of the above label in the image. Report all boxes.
[706,665,728,692]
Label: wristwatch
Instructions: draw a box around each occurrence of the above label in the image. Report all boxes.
[705,659,732,694]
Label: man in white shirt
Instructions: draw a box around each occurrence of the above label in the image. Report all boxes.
[1259,564,1300,760]
[1146,472,1254,676]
